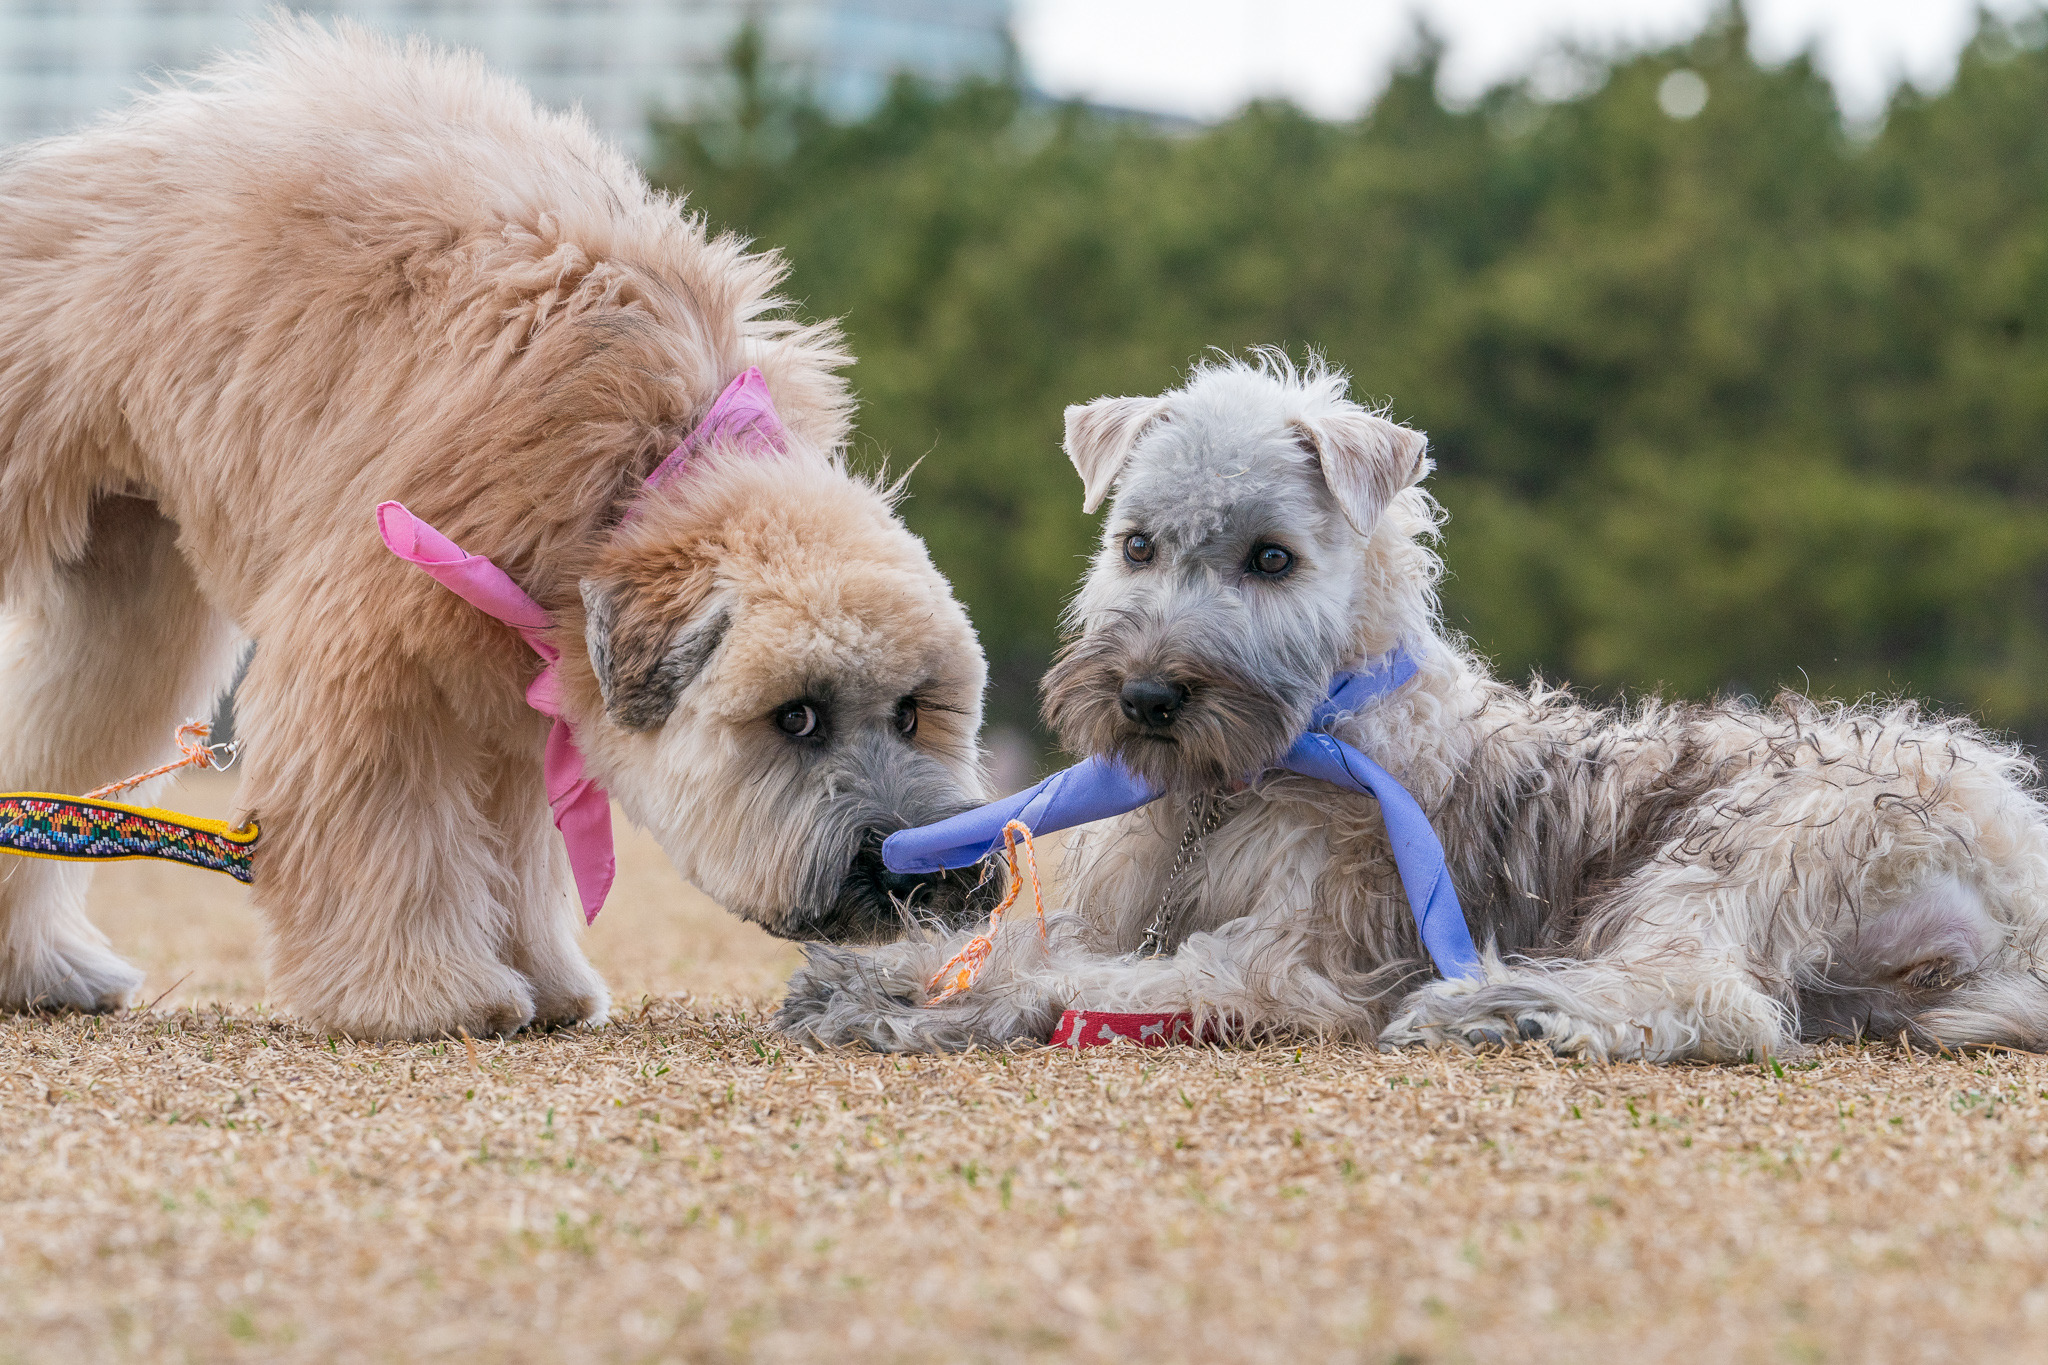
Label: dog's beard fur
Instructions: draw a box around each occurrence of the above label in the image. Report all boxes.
[794,829,1007,943]
[786,736,1009,942]
[1042,604,1321,791]
[612,712,1004,944]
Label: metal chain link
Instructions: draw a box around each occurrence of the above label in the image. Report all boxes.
[1135,791,1229,958]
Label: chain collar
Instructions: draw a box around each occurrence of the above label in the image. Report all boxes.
[1134,790,1230,957]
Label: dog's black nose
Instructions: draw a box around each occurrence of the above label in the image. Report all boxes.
[1119,676,1189,729]
[855,842,945,899]
[837,836,1002,936]
[877,864,932,898]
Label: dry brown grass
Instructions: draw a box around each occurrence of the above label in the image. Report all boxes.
[7,773,2048,1362]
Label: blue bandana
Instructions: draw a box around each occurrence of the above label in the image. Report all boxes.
[882,649,1483,980]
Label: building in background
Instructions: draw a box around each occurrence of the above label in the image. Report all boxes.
[0,0,1013,155]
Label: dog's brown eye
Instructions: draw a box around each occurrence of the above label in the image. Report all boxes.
[894,697,918,737]
[773,701,820,738]
[1123,533,1155,565]
[1249,543,1293,577]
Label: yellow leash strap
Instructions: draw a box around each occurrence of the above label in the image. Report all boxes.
[0,722,258,883]
[0,792,257,883]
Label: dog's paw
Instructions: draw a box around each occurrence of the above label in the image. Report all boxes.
[0,937,145,1014]
[279,958,539,1041]
[1379,986,1607,1059]
[528,981,608,1031]
[519,957,611,1032]
[411,962,540,1040]
[460,982,540,1038]
[773,941,1066,1053]
[774,943,933,1049]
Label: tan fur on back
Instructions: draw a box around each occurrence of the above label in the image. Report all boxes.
[0,19,847,607]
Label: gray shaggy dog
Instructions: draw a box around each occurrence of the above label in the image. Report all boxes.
[778,355,2048,1061]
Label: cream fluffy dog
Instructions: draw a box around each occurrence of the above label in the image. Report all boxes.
[781,357,2048,1060]
[0,23,994,1039]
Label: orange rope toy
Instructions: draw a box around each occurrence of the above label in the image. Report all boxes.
[924,818,1045,1006]
[85,720,240,801]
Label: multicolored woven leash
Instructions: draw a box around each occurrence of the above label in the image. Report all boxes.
[0,722,258,884]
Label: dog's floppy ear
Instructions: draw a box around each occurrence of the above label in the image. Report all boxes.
[1292,406,1430,537]
[1064,395,1171,513]
[580,575,731,732]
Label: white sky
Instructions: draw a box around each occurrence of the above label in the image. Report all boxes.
[1014,0,2045,121]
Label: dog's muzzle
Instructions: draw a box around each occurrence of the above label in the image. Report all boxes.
[793,829,1006,943]
[853,838,973,906]
[1119,675,1189,731]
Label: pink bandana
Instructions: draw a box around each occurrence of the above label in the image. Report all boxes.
[377,367,790,923]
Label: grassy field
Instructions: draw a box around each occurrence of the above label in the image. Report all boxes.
[6,774,2048,1362]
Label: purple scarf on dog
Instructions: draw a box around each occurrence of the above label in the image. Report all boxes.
[882,648,1483,980]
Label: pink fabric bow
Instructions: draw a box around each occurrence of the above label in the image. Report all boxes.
[376,367,788,923]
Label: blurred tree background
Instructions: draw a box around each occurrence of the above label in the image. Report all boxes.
[649,6,2048,759]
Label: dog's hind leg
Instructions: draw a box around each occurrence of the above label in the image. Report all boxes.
[1797,757,2048,1051]
[1798,875,2009,1044]
[0,495,244,1013]
[1385,850,2045,1060]
[1912,973,2048,1050]
[1827,874,2048,1052]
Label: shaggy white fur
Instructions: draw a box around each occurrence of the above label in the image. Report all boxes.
[778,355,2048,1061]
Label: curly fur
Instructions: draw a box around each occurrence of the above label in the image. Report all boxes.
[778,355,2048,1060]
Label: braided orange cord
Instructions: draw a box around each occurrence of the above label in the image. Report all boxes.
[924,819,1045,1006]
[84,721,233,801]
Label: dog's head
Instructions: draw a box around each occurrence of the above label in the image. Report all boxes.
[1043,356,1433,790]
[567,451,999,942]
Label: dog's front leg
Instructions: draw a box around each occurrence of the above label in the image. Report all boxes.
[1381,872,1794,1062]
[233,635,553,1041]
[777,916,1072,1052]
[478,748,609,1031]
[1382,954,1790,1062]
[778,908,1378,1052]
